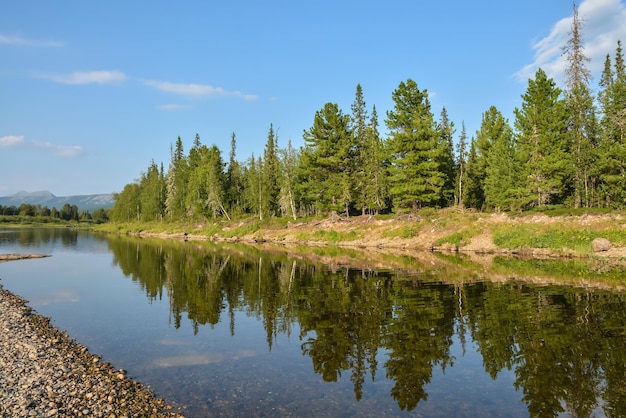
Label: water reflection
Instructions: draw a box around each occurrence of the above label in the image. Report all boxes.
[0,227,107,252]
[0,226,78,247]
[106,235,626,417]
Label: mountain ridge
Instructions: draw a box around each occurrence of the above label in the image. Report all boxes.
[0,190,115,211]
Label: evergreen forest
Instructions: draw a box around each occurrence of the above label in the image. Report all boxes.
[109,9,626,224]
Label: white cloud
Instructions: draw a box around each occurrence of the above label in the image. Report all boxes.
[157,103,189,111]
[144,79,258,100]
[1,135,82,157]
[0,34,64,47]
[44,70,127,85]
[31,140,83,158]
[0,135,24,147]
[515,0,626,83]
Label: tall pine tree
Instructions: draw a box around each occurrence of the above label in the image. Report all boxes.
[438,107,457,207]
[165,136,188,220]
[597,41,626,207]
[385,79,447,211]
[351,84,370,215]
[563,2,598,207]
[456,122,468,207]
[298,102,354,215]
[514,68,570,208]
[225,132,243,215]
[263,124,280,217]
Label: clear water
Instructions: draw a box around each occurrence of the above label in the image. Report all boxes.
[1,227,625,417]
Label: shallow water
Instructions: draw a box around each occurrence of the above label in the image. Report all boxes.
[1,227,625,417]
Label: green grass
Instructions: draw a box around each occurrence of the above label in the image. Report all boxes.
[312,229,360,242]
[433,228,480,247]
[522,206,615,217]
[218,221,261,238]
[292,229,361,243]
[492,224,626,253]
[382,226,419,239]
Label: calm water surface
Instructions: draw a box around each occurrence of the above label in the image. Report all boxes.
[1,227,625,417]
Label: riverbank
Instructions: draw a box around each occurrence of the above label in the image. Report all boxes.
[109,210,626,260]
[0,281,183,417]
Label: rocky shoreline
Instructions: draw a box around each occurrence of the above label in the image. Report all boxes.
[0,282,184,417]
[0,253,51,263]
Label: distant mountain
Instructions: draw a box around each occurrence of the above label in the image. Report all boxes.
[0,190,115,212]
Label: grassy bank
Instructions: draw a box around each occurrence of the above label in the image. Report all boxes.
[93,209,626,258]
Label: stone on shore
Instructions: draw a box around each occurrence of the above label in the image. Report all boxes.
[0,284,184,417]
[591,238,612,252]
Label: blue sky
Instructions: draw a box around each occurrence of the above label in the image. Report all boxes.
[2,0,625,197]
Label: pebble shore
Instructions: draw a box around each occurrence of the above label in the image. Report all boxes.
[0,283,184,417]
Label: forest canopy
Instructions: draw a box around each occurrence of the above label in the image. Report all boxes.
[110,8,626,223]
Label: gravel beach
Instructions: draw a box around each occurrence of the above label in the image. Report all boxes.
[0,281,184,417]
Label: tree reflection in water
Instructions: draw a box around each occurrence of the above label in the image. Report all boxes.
[108,235,626,417]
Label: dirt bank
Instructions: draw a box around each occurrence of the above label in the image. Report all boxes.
[164,211,626,259]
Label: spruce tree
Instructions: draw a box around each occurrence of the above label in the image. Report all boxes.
[243,154,263,218]
[225,132,243,215]
[483,116,518,211]
[385,79,447,211]
[514,68,569,208]
[463,106,511,210]
[186,134,207,219]
[456,122,468,207]
[139,160,165,221]
[351,84,369,215]
[165,136,188,220]
[438,107,456,207]
[185,135,228,220]
[204,145,229,220]
[263,124,280,217]
[563,2,598,207]
[597,41,626,207]
[363,106,389,214]
[278,139,298,220]
[299,102,353,215]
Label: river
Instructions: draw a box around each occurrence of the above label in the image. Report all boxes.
[1,227,625,417]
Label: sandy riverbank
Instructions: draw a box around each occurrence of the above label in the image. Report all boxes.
[0,279,183,417]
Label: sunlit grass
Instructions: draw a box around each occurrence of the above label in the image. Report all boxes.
[492,224,626,254]
[382,226,419,239]
[433,228,480,247]
[219,221,261,238]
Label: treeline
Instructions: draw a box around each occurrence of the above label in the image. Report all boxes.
[110,10,626,223]
[0,203,109,223]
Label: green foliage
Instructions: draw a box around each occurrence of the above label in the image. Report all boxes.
[350,86,390,215]
[514,68,570,209]
[298,102,355,215]
[563,4,599,209]
[108,34,626,224]
[479,107,520,211]
[1,202,104,224]
[386,79,448,210]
